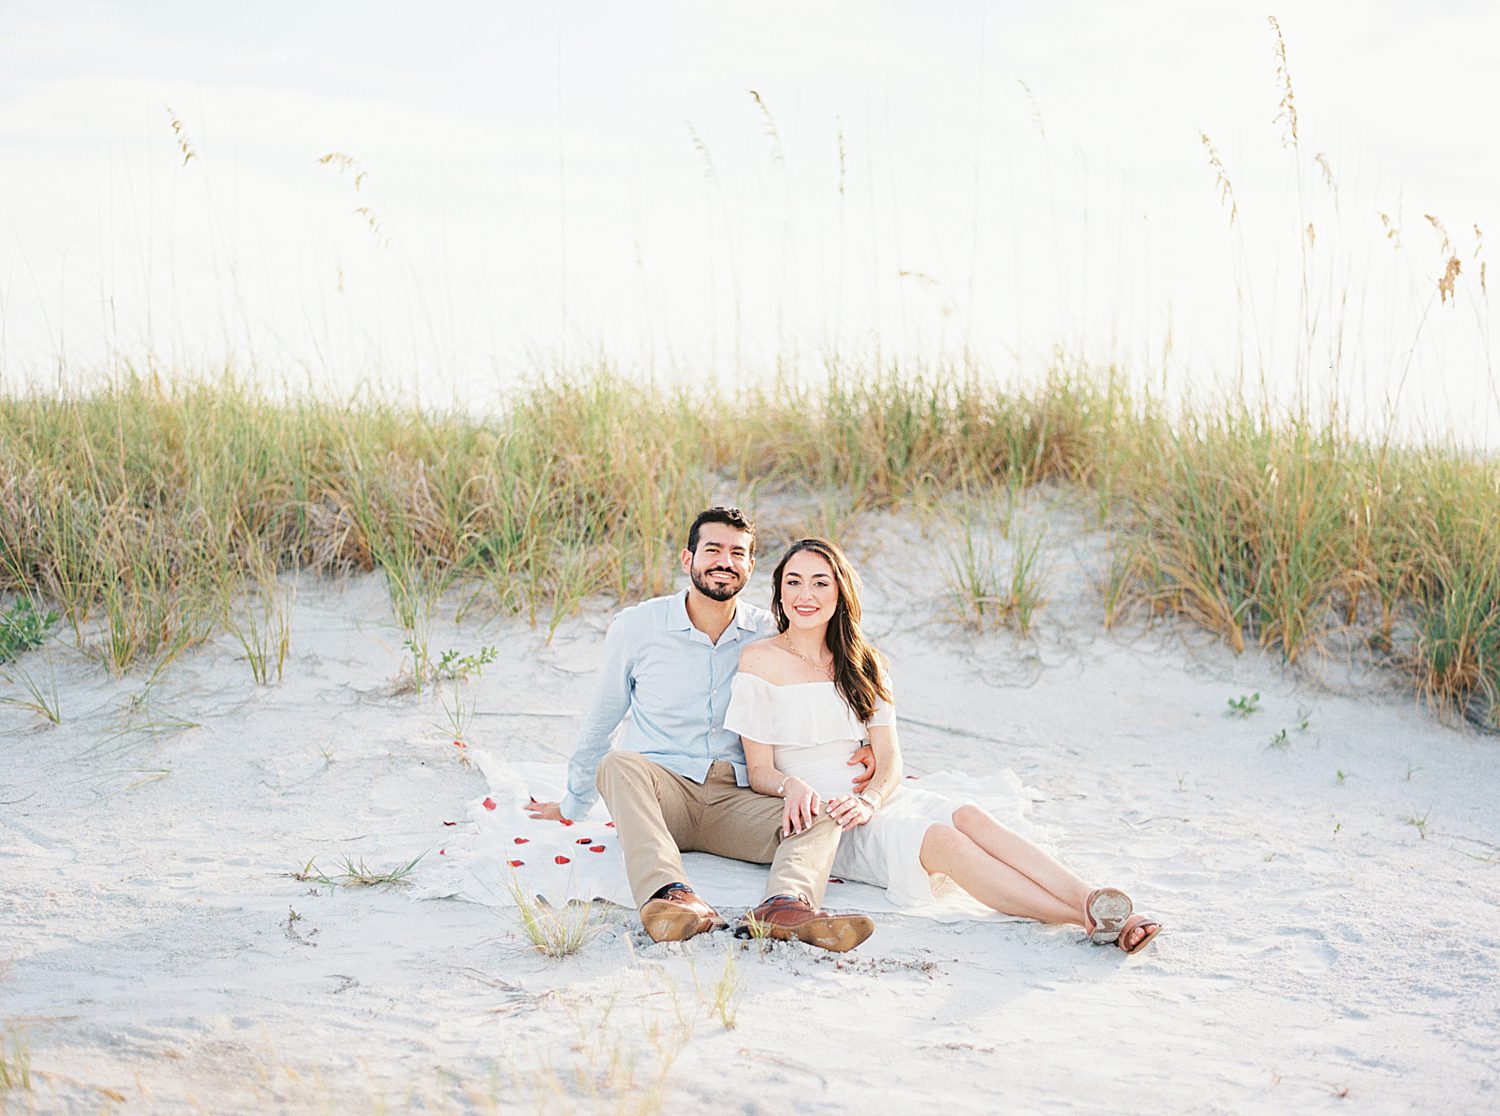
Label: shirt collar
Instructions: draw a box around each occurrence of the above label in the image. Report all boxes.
[668,589,759,639]
[733,598,762,632]
[666,589,693,631]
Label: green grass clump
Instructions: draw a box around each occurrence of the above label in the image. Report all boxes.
[292,853,424,887]
[1105,406,1499,727]
[507,879,608,958]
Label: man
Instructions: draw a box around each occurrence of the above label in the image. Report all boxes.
[526,506,874,952]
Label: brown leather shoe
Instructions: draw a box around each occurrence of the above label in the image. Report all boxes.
[639,885,728,942]
[734,894,874,952]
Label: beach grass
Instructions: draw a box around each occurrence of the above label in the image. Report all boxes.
[0,368,1496,729]
[0,1026,31,1093]
[506,879,608,958]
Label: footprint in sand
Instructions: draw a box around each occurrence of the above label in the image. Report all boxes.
[1279,927,1339,974]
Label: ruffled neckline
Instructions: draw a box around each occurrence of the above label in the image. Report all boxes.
[724,672,868,749]
[734,674,835,690]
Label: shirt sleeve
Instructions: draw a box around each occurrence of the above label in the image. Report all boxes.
[559,610,636,820]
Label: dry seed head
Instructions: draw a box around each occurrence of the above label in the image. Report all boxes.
[1379,212,1401,250]
[1306,222,1317,247]
[1268,16,1299,148]
[318,152,386,246]
[686,123,719,187]
[1424,213,1451,256]
[164,106,196,166]
[1438,256,1462,305]
[1017,79,1047,140]
[1315,152,1336,191]
[1199,131,1239,226]
[318,152,368,191]
[352,207,391,250]
[1475,225,1488,295]
[747,89,785,166]
[836,115,847,199]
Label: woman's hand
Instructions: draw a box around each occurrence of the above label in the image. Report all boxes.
[781,777,822,836]
[826,793,875,831]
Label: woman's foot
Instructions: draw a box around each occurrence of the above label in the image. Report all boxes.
[1117,912,1161,955]
[1083,887,1132,944]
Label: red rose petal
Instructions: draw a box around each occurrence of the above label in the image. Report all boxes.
[575,837,592,844]
[605,821,615,827]
[513,836,529,844]
[589,845,605,853]
[439,849,446,855]
[508,859,524,867]
[482,797,497,810]
[554,855,571,865]
[829,877,844,884]
[559,819,574,826]
[442,821,456,827]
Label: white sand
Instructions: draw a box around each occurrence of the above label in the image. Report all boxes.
[4,499,1498,1113]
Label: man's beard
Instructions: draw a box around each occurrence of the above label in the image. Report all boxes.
[691,565,746,602]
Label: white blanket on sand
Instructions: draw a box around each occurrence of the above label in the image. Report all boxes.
[419,748,1048,923]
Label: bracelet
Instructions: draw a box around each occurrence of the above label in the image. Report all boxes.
[860,790,882,811]
[776,777,793,797]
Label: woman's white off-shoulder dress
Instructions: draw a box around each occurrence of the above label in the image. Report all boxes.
[724,672,993,906]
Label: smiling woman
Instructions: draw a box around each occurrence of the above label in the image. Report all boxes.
[729,536,1162,952]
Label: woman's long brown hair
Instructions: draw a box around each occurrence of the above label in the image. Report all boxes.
[770,538,891,723]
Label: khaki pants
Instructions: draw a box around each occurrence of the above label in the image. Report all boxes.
[596,751,841,908]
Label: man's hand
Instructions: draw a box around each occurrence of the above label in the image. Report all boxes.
[847,745,876,794]
[525,798,567,823]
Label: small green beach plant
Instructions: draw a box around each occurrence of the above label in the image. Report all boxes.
[0,597,56,663]
[1226,692,1261,717]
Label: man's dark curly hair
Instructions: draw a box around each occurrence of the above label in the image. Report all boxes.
[685,506,756,556]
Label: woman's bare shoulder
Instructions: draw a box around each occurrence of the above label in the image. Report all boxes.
[738,635,791,681]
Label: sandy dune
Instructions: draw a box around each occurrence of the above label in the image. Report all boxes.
[4,501,1497,1113]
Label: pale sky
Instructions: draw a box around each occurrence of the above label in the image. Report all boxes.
[2,1,1496,442]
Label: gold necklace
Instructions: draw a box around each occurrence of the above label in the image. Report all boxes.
[781,634,834,678]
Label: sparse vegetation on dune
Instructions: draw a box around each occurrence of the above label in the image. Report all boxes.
[0,367,1496,729]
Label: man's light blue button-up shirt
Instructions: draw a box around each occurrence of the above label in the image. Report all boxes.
[559,590,776,821]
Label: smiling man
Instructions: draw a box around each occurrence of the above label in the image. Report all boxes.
[526,506,874,951]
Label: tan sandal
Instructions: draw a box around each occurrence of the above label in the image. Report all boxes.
[1084,887,1132,944]
[1117,912,1161,955]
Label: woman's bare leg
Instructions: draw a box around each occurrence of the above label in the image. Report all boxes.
[918,824,1080,923]
[948,803,1094,921]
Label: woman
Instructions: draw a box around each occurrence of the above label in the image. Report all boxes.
[724,537,1161,954]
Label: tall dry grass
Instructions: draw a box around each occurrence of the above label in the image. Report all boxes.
[1,366,1495,728]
